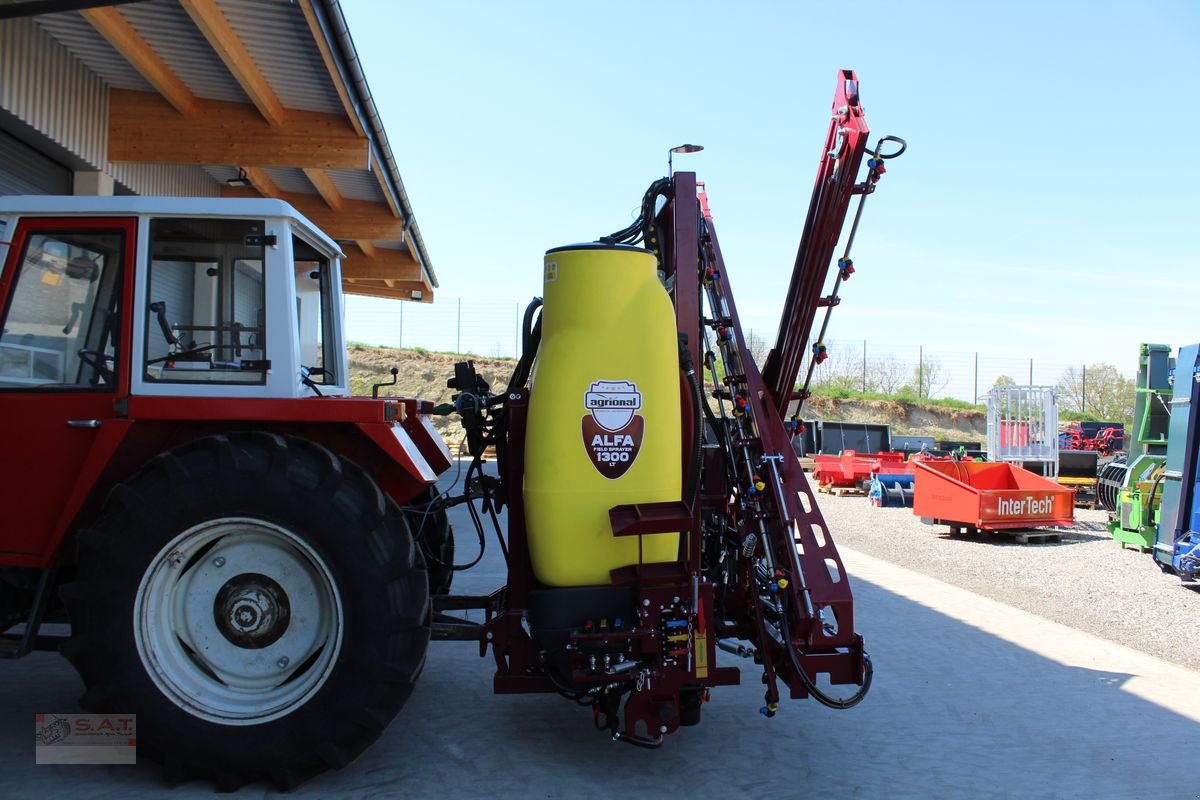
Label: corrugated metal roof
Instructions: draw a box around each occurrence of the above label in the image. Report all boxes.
[326,168,385,203]
[220,0,344,115]
[118,0,247,104]
[202,165,237,184]
[262,167,315,194]
[202,166,318,197]
[34,12,154,92]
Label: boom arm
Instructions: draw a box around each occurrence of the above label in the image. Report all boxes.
[761,69,871,413]
[667,70,902,710]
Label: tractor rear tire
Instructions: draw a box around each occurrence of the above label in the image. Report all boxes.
[60,432,430,790]
[404,488,455,595]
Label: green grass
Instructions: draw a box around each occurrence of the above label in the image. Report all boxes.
[809,385,984,411]
[1059,409,1105,422]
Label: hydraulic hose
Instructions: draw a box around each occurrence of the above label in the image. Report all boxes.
[494,297,543,509]
[777,593,873,710]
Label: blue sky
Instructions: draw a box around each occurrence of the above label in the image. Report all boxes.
[341,0,1198,392]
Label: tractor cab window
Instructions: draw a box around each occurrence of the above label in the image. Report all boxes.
[293,235,337,387]
[145,218,267,384]
[0,230,124,390]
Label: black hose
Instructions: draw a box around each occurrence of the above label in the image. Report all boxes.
[777,594,873,709]
[492,297,543,510]
[506,298,543,395]
[454,454,488,572]
[868,135,908,159]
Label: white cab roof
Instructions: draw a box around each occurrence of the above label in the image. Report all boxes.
[0,195,342,257]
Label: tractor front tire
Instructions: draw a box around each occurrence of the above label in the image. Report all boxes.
[404,488,455,596]
[60,433,430,790]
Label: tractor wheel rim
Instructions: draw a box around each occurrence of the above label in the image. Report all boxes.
[134,517,344,725]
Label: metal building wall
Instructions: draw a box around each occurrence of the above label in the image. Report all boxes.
[0,16,109,169]
[0,16,221,198]
[108,163,220,197]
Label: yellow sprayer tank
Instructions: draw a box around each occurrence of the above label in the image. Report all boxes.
[524,243,682,587]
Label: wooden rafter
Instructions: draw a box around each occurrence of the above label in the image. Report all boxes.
[340,249,422,282]
[296,0,366,138]
[370,157,404,220]
[222,185,408,241]
[81,7,197,116]
[343,279,432,303]
[108,89,367,169]
[302,169,380,259]
[241,166,280,198]
[303,168,344,211]
[179,0,288,127]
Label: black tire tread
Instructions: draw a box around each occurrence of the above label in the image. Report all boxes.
[60,432,431,790]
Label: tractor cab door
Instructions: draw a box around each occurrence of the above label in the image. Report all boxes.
[0,217,135,565]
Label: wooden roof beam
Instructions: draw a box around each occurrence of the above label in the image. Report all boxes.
[179,0,288,127]
[296,0,366,138]
[241,166,280,198]
[108,89,367,169]
[222,185,407,241]
[303,168,344,211]
[339,249,422,282]
[81,7,197,116]
[301,170,380,258]
[343,279,433,303]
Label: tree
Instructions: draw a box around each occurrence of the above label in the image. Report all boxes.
[744,329,769,368]
[864,354,908,394]
[808,343,861,391]
[993,374,1016,387]
[1057,363,1134,423]
[905,357,950,398]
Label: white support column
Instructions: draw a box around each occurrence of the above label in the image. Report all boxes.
[72,170,114,196]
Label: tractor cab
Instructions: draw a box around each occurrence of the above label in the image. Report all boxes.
[0,196,349,399]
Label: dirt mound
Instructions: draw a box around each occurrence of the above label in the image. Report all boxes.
[350,346,984,448]
[348,346,514,448]
[803,393,986,442]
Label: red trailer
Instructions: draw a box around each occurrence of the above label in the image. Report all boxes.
[913,461,1075,531]
[813,450,906,490]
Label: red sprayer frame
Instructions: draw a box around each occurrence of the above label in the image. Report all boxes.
[479,70,897,738]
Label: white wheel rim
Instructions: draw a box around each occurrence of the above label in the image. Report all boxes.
[134,517,344,725]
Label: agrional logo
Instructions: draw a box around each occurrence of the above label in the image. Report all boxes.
[582,380,645,479]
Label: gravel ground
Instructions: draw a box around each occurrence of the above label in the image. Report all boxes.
[819,493,1200,670]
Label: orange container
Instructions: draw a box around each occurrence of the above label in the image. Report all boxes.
[913,461,1074,530]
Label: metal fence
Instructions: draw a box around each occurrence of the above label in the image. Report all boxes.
[344,296,1117,407]
[345,295,523,360]
[797,338,1088,405]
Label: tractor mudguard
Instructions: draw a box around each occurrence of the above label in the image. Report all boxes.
[12,420,134,569]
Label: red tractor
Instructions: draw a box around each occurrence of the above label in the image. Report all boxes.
[0,197,453,788]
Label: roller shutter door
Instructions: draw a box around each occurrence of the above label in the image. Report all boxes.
[0,130,71,195]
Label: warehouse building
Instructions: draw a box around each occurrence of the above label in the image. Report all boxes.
[0,0,435,300]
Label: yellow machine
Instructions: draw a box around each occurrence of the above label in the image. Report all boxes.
[523,244,681,586]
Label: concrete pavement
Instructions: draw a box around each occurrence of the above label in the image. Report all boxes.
[1,463,1196,797]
